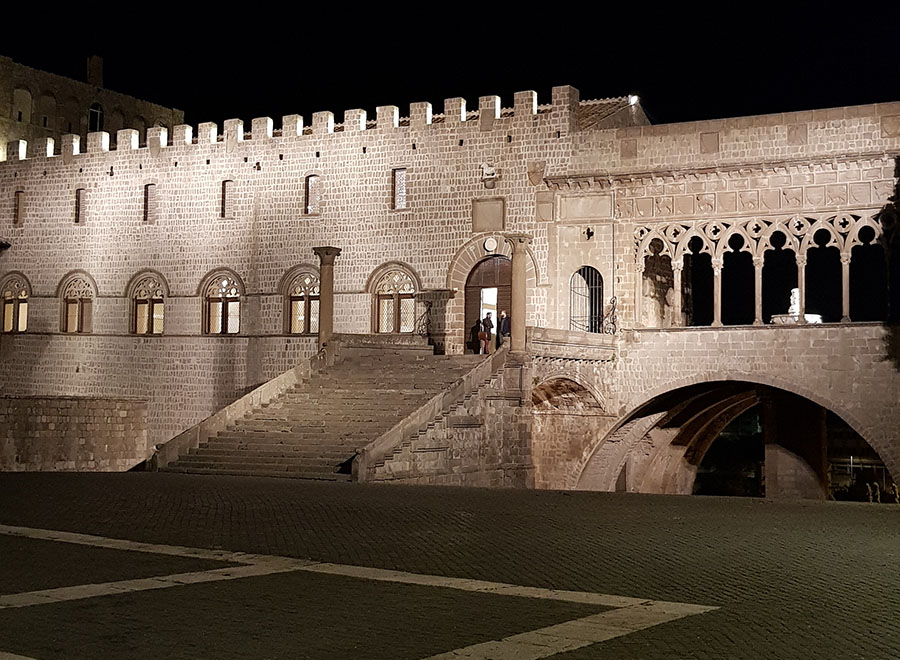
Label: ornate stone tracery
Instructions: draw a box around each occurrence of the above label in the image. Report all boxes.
[633,211,886,327]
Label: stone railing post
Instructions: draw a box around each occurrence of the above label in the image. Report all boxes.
[313,246,342,350]
[505,233,532,352]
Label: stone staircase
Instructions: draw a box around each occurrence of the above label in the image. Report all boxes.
[161,343,485,480]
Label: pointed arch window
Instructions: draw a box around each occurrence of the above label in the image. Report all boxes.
[1,275,29,333]
[374,269,416,333]
[61,275,94,333]
[131,274,165,335]
[570,266,604,333]
[286,272,320,334]
[204,273,241,335]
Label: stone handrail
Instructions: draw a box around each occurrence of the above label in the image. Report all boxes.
[154,340,339,468]
[355,345,509,482]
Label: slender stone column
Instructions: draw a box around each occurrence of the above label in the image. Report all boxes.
[712,258,723,327]
[635,262,645,328]
[753,256,764,325]
[313,246,342,350]
[505,233,532,352]
[840,253,851,322]
[672,261,683,327]
[796,254,807,325]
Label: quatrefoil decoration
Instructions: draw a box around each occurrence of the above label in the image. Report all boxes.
[705,222,723,240]
[748,221,763,237]
[837,216,850,231]
[790,217,809,235]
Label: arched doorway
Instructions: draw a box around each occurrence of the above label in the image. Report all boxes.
[465,256,511,352]
[576,381,895,501]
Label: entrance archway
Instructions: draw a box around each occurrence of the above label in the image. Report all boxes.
[464,256,511,353]
[576,381,894,500]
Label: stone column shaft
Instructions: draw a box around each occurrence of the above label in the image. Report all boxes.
[712,259,723,327]
[841,253,851,322]
[796,254,807,325]
[672,262,683,327]
[635,263,645,328]
[506,233,532,352]
[313,247,342,350]
[753,256,764,326]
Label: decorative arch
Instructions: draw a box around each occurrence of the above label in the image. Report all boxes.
[446,234,541,291]
[280,265,321,335]
[569,266,604,333]
[199,268,244,335]
[126,270,169,335]
[365,261,423,294]
[57,270,97,334]
[12,87,33,124]
[1,272,31,333]
[368,262,419,334]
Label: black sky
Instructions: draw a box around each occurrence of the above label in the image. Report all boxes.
[4,5,899,128]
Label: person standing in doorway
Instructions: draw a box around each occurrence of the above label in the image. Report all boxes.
[497,309,510,349]
[481,312,494,355]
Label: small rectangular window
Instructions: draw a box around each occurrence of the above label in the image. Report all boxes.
[143,183,157,224]
[14,191,24,225]
[304,175,321,215]
[74,188,85,224]
[221,180,233,218]
[392,168,407,210]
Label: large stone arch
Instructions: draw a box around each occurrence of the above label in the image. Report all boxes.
[444,234,540,354]
[574,370,896,496]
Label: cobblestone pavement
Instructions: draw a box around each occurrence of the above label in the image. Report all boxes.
[1,473,899,659]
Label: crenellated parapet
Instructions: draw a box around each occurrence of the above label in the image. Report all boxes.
[0,86,605,166]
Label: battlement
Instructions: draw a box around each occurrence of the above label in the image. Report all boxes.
[0,86,639,165]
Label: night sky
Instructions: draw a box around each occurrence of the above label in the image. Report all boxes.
[3,7,899,129]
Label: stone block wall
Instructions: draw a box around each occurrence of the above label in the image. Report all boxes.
[0,396,148,471]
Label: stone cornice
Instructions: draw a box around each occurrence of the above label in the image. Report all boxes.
[544,150,900,190]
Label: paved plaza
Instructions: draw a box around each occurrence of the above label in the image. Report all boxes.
[0,473,898,659]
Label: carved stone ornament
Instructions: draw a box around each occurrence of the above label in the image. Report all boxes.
[481,163,500,189]
[527,161,546,187]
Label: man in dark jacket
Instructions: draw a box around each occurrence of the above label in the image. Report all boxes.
[497,310,510,349]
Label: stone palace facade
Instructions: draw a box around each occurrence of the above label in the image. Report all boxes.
[1,76,898,498]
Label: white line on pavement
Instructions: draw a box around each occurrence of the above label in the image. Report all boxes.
[0,524,718,659]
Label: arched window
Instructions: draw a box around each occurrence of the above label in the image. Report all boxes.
[286,271,320,334]
[88,103,104,132]
[60,274,95,333]
[1,274,30,333]
[130,273,165,335]
[12,88,32,124]
[204,272,242,335]
[570,266,604,333]
[374,269,416,333]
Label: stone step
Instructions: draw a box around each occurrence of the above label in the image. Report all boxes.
[191,447,354,459]
[178,455,348,469]
[161,465,351,481]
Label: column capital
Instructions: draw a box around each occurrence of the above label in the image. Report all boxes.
[752,256,764,267]
[504,233,533,253]
[840,253,851,265]
[711,257,724,270]
[313,246,342,265]
[796,254,808,267]
[672,259,684,272]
